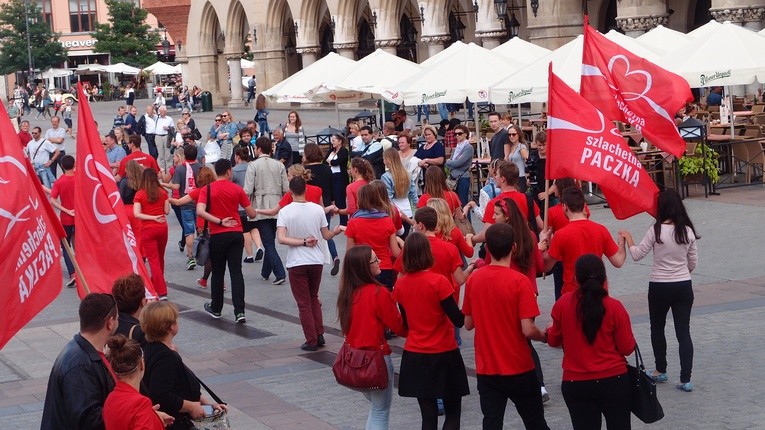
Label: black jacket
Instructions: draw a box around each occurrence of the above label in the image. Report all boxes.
[143,341,201,430]
[40,334,115,430]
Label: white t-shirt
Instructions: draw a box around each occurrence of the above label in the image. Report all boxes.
[277,201,328,268]
[45,127,67,150]
[26,138,57,165]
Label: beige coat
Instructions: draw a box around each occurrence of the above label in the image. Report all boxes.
[243,154,289,220]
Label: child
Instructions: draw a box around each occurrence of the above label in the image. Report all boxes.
[255,94,270,138]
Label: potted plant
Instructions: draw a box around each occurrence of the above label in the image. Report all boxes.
[678,142,720,184]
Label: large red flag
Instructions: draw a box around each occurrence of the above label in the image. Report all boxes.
[73,83,157,298]
[580,18,692,158]
[547,66,658,219]
[0,101,67,349]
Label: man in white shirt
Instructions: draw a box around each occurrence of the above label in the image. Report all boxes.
[380,121,399,151]
[141,104,158,160]
[26,126,60,189]
[155,106,175,171]
[45,116,67,177]
[276,176,343,351]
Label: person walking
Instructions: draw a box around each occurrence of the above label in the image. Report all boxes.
[336,245,407,429]
[325,133,350,225]
[197,159,258,323]
[133,168,170,300]
[25,126,59,189]
[277,176,343,351]
[619,189,699,392]
[232,147,264,263]
[546,254,636,429]
[170,146,202,270]
[141,104,160,160]
[49,155,77,288]
[255,94,270,137]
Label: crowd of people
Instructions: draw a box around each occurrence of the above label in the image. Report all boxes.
[31,98,700,429]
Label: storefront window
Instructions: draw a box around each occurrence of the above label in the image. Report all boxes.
[69,0,97,33]
[36,0,53,29]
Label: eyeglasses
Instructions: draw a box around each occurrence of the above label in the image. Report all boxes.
[508,133,518,136]
[31,132,39,135]
[454,132,465,136]
[97,294,118,321]
[369,257,380,265]
[182,113,190,116]
[221,114,229,118]
[215,119,222,122]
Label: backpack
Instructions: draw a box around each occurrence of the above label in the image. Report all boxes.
[135,115,146,136]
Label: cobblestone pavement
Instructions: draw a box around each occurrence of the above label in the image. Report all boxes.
[3,100,765,429]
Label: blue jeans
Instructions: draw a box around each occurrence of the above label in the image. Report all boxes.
[456,176,471,222]
[417,105,430,123]
[255,218,286,280]
[34,164,56,189]
[325,213,338,260]
[61,225,75,276]
[180,207,196,237]
[438,103,449,121]
[363,354,394,430]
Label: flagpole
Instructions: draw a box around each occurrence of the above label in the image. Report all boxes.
[61,239,91,295]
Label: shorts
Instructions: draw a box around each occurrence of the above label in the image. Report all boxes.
[239,212,257,232]
[180,207,196,236]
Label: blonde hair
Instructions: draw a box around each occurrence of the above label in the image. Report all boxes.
[383,148,409,198]
[140,301,179,342]
[287,164,312,181]
[426,198,457,241]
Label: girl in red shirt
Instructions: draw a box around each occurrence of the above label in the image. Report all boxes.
[416,165,463,216]
[336,245,407,429]
[103,335,166,430]
[134,168,170,299]
[426,197,474,258]
[392,232,469,430]
[546,254,636,430]
[339,157,374,218]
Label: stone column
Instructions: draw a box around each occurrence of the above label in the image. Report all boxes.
[375,39,400,55]
[525,0,582,49]
[333,42,358,60]
[475,31,506,49]
[616,15,669,37]
[296,46,321,67]
[225,53,245,108]
[421,35,451,58]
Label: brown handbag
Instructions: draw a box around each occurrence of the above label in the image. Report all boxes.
[332,342,388,392]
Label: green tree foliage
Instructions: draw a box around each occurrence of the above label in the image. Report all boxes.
[0,0,67,75]
[93,0,160,68]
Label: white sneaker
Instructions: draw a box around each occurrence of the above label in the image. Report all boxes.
[541,387,550,403]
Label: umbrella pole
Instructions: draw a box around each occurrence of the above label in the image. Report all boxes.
[728,86,735,139]
[335,102,340,129]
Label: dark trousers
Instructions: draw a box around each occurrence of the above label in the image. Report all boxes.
[552,261,564,301]
[254,218,285,280]
[648,280,694,383]
[561,373,631,430]
[325,213,338,260]
[51,150,65,177]
[331,173,348,225]
[145,134,159,159]
[477,371,549,430]
[61,225,75,276]
[529,340,544,387]
[209,232,245,315]
[288,264,324,346]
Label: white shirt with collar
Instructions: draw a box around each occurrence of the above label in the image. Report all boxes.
[144,113,158,134]
[155,115,174,136]
[45,127,67,150]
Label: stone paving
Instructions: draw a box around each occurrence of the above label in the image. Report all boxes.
[3,100,765,429]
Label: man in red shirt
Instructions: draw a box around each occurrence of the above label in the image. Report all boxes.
[116,134,160,181]
[464,223,549,430]
[17,120,32,148]
[50,155,77,287]
[471,161,543,246]
[541,187,626,296]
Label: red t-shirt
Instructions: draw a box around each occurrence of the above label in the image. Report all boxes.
[279,184,322,207]
[547,203,591,233]
[439,226,474,258]
[484,245,545,295]
[394,236,462,300]
[118,151,160,177]
[417,191,462,214]
[18,131,32,148]
[547,219,619,295]
[482,190,539,224]
[50,174,75,226]
[547,293,636,380]
[346,216,396,270]
[198,180,251,234]
[168,166,180,198]
[133,189,169,229]
[463,265,540,375]
[392,270,458,353]
[103,381,164,430]
[187,187,207,229]
[345,179,367,216]
[345,284,407,355]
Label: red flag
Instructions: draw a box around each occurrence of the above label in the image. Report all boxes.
[580,17,693,158]
[73,83,157,298]
[0,101,67,349]
[547,66,658,219]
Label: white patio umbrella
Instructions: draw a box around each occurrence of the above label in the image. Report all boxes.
[603,29,661,61]
[491,38,551,64]
[144,61,180,76]
[419,41,468,68]
[489,35,584,105]
[262,52,359,103]
[102,62,140,75]
[636,25,691,56]
[387,42,525,106]
[686,19,722,39]
[41,68,73,79]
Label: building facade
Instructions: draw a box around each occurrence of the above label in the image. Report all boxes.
[146,0,765,107]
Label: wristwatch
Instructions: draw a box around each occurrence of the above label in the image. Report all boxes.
[303,238,307,246]
[218,219,223,226]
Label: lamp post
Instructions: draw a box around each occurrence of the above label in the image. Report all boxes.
[24,0,34,80]
[493,0,521,39]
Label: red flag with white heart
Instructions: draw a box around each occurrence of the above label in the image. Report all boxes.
[580,17,692,158]
[547,64,658,219]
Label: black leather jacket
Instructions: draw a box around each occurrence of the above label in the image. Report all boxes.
[40,334,115,430]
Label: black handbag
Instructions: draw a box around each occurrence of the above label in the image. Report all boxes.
[193,186,211,266]
[627,344,665,424]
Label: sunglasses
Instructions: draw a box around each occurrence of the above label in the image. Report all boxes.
[508,133,518,136]
[215,118,222,122]
[454,132,465,136]
[221,114,229,118]
[182,113,190,116]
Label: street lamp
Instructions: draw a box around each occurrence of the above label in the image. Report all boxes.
[507,13,520,38]
[494,0,521,39]
[161,28,170,59]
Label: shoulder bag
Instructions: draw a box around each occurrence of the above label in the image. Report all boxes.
[627,343,665,423]
[191,376,230,430]
[193,185,212,266]
[332,342,388,392]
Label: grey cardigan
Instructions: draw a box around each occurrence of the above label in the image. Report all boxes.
[243,154,289,220]
[445,141,474,179]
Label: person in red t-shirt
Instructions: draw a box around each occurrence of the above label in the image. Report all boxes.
[133,168,170,298]
[337,157,374,218]
[464,223,549,430]
[18,120,32,148]
[416,166,463,216]
[103,335,169,430]
[197,159,258,323]
[426,197,474,258]
[49,155,76,287]
[336,245,406,428]
[470,161,543,247]
[392,232,469,430]
[546,254,636,430]
[116,134,160,181]
[540,188,626,297]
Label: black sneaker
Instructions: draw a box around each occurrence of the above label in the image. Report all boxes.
[300,342,318,352]
[235,313,246,323]
[203,302,221,319]
[243,256,254,263]
[66,277,76,288]
[254,248,264,261]
[317,334,326,347]
[272,278,286,285]
[178,240,185,253]
[330,258,340,276]
[186,258,197,270]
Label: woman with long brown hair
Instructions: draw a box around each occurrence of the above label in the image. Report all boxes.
[417,166,463,218]
[336,245,406,429]
[284,110,305,165]
[507,124,529,192]
[134,169,170,299]
[338,157,374,218]
[304,143,339,272]
[382,147,416,237]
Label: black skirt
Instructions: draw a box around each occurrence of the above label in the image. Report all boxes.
[398,348,470,399]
